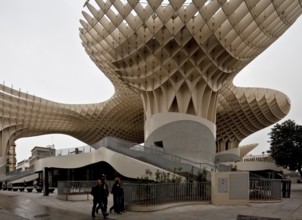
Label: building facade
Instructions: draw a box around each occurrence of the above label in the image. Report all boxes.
[16,159,30,172]
[29,146,55,169]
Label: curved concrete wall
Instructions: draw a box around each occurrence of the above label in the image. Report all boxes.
[236,161,282,172]
[33,147,170,179]
[145,113,216,164]
[221,161,282,172]
[215,148,241,163]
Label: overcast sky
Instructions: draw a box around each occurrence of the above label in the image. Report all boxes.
[1,1,302,163]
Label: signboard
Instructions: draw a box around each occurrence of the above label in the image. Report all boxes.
[218,178,228,193]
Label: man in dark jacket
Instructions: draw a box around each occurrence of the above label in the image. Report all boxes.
[91,179,101,217]
[98,174,109,217]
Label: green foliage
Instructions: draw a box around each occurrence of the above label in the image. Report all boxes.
[268,119,302,177]
[195,168,207,182]
[137,169,153,183]
[137,167,183,183]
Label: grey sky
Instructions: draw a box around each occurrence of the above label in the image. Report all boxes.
[1,1,301,162]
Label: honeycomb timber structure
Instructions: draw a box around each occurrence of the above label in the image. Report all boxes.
[0,0,301,170]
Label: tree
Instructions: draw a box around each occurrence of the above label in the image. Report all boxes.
[267,119,302,177]
[195,168,207,182]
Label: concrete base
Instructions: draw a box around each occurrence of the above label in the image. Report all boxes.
[145,113,216,164]
[56,193,92,201]
[211,172,249,205]
[126,201,207,212]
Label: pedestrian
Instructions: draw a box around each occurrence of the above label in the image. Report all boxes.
[90,179,102,217]
[109,177,123,214]
[2,180,7,190]
[96,174,109,218]
[33,179,38,189]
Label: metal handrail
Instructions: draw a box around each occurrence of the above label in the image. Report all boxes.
[92,136,214,178]
[124,182,211,206]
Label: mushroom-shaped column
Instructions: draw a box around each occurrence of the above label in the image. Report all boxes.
[80,0,302,164]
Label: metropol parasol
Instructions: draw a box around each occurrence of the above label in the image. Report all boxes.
[1,0,301,173]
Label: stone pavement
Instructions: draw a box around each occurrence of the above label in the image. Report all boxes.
[0,184,302,220]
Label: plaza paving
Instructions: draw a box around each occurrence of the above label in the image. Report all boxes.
[0,184,302,220]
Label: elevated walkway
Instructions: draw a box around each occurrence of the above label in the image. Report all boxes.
[93,137,215,179]
[4,137,215,183]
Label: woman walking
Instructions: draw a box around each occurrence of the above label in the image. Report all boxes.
[109,177,123,214]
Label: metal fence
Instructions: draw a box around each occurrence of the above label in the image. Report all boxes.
[57,181,94,195]
[123,182,211,206]
[55,146,95,157]
[249,179,282,200]
[57,178,283,205]
[57,181,113,195]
